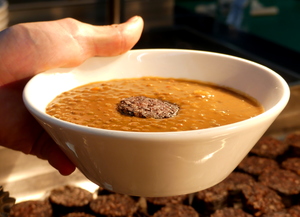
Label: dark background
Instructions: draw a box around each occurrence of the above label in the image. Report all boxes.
[5,0,300,84]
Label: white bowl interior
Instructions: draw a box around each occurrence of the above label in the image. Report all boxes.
[25,49,289,117]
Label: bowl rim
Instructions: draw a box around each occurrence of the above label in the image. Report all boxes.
[23,48,290,138]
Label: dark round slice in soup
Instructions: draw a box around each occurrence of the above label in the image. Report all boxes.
[117,96,179,119]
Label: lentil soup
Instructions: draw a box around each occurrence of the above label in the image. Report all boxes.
[46,77,264,132]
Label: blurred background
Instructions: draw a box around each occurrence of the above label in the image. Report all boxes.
[1,0,300,83]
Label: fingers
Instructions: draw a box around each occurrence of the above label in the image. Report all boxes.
[31,132,76,175]
[47,145,76,176]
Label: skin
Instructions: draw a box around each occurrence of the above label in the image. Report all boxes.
[0,16,144,175]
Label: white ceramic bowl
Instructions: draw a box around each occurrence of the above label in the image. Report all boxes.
[23,49,290,197]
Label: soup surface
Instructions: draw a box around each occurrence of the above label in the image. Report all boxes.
[46,77,264,132]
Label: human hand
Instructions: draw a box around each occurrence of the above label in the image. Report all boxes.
[0,16,144,175]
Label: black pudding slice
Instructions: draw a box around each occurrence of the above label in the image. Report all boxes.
[117,96,179,119]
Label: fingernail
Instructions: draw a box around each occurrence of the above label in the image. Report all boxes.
[127,16,141,23]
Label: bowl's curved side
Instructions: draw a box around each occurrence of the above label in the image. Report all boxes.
[23,49,290,196]
[31,109,279,197]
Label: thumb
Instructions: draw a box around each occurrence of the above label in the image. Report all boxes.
[88,16,144,57]
[0,16,144,85]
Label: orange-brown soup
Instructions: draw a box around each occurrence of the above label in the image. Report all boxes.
[46,77,264,132]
